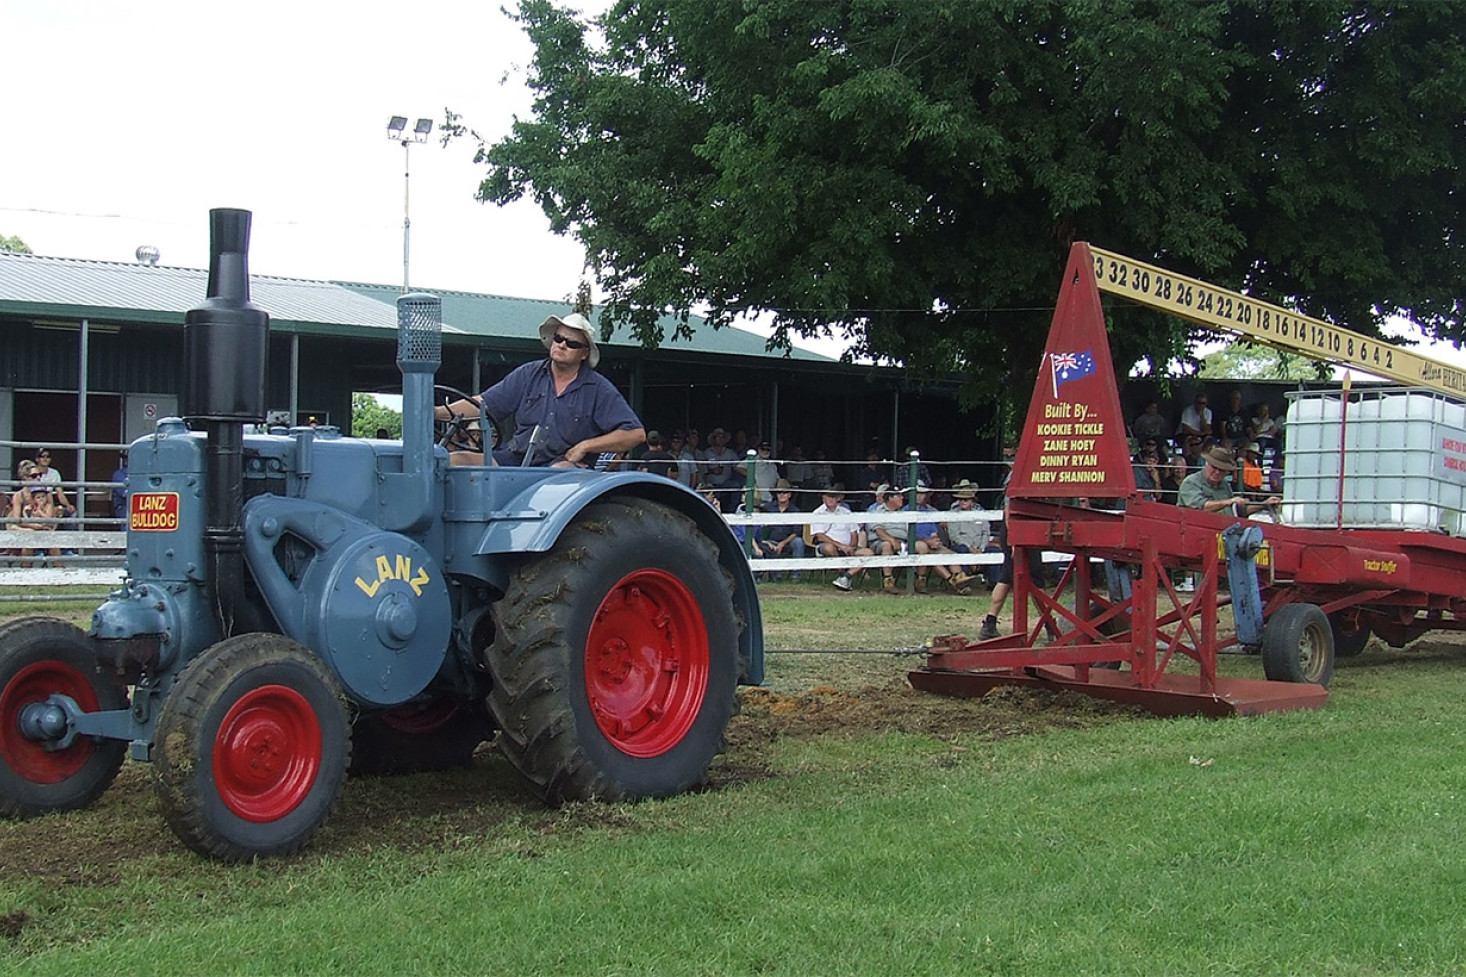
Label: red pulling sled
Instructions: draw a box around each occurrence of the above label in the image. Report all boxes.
[912,242,1466,716]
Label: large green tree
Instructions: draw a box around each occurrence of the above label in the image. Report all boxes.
[0,234,31,254]
[479,0,1466,399]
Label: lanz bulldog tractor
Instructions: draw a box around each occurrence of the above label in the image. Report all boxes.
[0,209,762,861]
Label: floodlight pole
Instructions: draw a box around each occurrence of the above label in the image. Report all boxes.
[387,116,434,293]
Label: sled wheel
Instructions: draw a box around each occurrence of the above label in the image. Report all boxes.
[486,498,742,804]
[1262,603,1334,686]
[153,633,350,861]
[0,618,127,817]
[350,697,492,775]
[1329,611,1371,659]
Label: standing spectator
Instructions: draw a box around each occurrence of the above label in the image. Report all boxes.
[1176,393,1213,440]
[807,448,835,497]
[808,483,872,592]
[743,440,780,505]
[1219,390,1248,446]
[1130,400,1169,444]
[111,450,130,519]
[673,430,699,486]
[758,479,807,580]
[855,450,886,511]
[700,428,742,510]
[1240,441,1267,500]
[784,445,812,490]
[638,431,675,478]
[34,448,74,526]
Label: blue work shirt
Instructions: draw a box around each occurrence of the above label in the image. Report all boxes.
[481,359,641,466]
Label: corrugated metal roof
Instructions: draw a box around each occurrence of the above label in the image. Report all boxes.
[0,252,432,334]
[0,251,834,362]
[338,281,834,362]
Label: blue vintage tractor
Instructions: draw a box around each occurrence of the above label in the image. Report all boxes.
[0,209,763,861]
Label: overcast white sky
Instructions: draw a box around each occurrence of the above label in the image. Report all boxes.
[2,1,608,298]
[5,0,1462,376]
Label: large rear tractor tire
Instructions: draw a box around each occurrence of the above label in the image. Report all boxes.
[1329,611,1372,659]
[0,618,127,818]
[486,498,742,804]
[153,634,351,862]
[1262,603,1335,686]
[350,697,492,776]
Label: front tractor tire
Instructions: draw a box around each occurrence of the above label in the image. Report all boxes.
[153,634,351,862]
[487,498,743,805]
[0,618,127,818]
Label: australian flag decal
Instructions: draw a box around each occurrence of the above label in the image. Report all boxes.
[1050,350,1096,397]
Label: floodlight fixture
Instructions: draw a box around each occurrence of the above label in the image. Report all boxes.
[386,113,438,291]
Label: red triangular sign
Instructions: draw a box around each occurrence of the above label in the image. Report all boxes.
[1009,243,1136,502]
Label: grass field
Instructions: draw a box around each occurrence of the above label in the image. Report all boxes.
[3,583,1465,975]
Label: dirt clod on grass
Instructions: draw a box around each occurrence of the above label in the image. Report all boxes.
[0,675,1140,889]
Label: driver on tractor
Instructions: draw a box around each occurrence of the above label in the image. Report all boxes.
[435,312,645,467]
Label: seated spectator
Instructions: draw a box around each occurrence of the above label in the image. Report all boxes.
[865,484,910,595]
[1133,438,1164,503]
[806,448,834,493]
[757,479,807,580]
[910,484,973,595]
[8,462,60,566]
[1176,393,1212,440]
[1219,389,1248,446]
[696,481,722,513]
[1250,402,1281,451]
[808,483,871,592]
[1131,400,1169,443]
[945,478,991,556]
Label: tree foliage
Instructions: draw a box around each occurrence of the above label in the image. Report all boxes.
[0,234,31,254]
[480,0,1466,399]
[351,393,402,439]
[1198,342,1328,380]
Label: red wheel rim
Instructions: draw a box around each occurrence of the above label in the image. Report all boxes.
[0,661,100,783]
[213,684,322,823]
[584,569,710,758]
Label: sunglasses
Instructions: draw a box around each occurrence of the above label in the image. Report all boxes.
[551,333,589,350]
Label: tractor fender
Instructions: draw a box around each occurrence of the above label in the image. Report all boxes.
[472,471,763,685]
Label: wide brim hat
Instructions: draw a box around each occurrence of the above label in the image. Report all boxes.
[1202,446,1237,471]
[952,479,977,500]
[539,312,600,368]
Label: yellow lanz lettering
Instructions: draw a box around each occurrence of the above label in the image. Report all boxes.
[354,552,432,597]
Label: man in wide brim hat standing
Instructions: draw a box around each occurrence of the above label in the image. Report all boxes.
[436,311,644,467]
[1178,446,1279,515]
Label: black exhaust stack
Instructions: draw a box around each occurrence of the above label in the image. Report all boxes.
[182,208,269,637]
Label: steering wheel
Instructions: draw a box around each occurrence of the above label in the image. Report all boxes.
[432,385,505,456]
